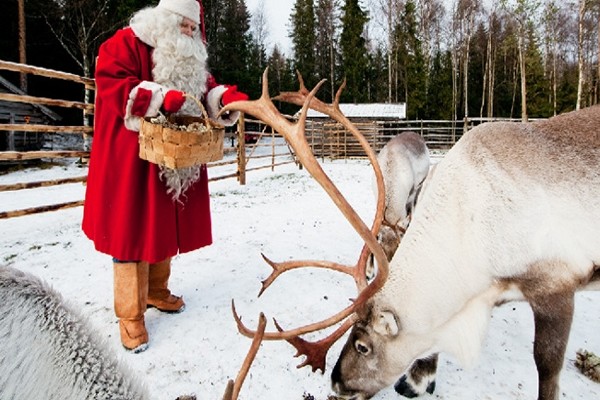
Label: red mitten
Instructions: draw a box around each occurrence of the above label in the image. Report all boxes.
[221,85,249,105]
[130,87,152,117]
[163,90,186,113]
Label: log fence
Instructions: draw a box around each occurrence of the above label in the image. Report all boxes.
[0,60,298,219]
[0,60,538,219]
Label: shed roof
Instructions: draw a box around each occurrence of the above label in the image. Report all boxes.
[305,103,406,119]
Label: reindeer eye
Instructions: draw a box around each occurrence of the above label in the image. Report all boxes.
[354,340,371,355]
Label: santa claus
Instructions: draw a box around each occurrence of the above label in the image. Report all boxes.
[82,0,248,353]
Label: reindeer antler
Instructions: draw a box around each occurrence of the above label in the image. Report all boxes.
[221,312,267,400]
[219,68,388,373]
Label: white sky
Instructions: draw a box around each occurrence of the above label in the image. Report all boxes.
[246,0,295,54]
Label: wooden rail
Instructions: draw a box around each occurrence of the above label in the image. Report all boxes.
[0,176,87,192]
[4,61,526,219]
[0,60,299,219]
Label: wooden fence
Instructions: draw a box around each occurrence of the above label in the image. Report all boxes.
[303,117,536,159]
[0,60,297,219]
[0,60,536,219]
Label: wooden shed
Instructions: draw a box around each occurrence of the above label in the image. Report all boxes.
[0,75,62,152]
[303,103,407,158]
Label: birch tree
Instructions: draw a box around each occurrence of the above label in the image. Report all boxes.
[451,0,480,125]
[372,0,403,102]
[577,0,587,109]
[315,0,340,101]
[501,0,542,121]
[575,0,600,109]
[250,0,269,68]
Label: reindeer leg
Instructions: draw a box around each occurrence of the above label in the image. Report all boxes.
[394,354,438,398]
[529,291,575,400]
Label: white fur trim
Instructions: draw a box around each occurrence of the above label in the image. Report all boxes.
[156,0,200,24]
[205,85,241,127]
[124,81,167,131]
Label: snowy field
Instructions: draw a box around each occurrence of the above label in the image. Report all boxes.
[0,152,599,400]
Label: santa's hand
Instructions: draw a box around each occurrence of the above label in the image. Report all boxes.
[221,85,249,106]
[163,90,186,113]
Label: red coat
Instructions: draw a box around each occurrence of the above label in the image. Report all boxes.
[82,28,213,263]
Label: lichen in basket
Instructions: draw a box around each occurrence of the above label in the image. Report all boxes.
[148,115,210,134]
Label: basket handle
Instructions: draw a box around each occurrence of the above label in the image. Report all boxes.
[183,93,210,120]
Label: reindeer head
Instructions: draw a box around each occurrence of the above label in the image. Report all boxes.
[330,303,433,399]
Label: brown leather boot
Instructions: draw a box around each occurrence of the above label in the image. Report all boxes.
[147,258,185,313]
[114,261,149,353]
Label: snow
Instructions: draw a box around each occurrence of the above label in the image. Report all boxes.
[0,150,599,400]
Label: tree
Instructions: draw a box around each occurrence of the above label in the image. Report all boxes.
[290,0,318,88]
[267,45,297,114]
[249,0,269,68]
[394,0,426,118]
[501,0,542,121]
[372,0,402,103]
[417,0,445,108]
[209,0,253,94]
[21,0,142,126]
[339,0,369,102]
[367,44,391,102]
[574,0,600,109]
[453,0,480,123]
[427,49,453,119]
[27,0,142,79]
[315,0,340,101]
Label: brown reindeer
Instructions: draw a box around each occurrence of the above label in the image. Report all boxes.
[329,106,600,400]
[221,72,600,400]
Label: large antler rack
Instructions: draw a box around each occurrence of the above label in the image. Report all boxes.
[219,68,389,374]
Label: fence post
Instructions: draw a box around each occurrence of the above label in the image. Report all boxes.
[237,113,246,185]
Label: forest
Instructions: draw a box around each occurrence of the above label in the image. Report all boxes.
[1,0,599,121]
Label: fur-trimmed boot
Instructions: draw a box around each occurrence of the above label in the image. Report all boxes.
[147,258,185,313]
[114,261,149,353]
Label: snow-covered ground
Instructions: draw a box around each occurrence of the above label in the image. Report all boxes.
[0,152,598,400]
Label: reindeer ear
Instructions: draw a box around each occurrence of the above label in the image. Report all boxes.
[373,310,400,337]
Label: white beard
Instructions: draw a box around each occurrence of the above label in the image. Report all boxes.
[131,8,210,201]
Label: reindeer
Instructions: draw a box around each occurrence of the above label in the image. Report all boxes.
[0,264,264,400]
[330,106,600,400]
[220,71,600,400]
[367,132,430,279]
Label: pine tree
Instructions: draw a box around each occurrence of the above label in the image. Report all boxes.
[209,0,253,93]
[426,50,453,119]
[290,0,318,88]
[339,0,369,103]
[394,0,426,118]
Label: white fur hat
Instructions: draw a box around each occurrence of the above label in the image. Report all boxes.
[156,0,200,24]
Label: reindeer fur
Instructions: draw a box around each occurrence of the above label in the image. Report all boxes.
[0,265,149,400]
[367,132,430,278]
[332,105,600,400]
[375,131,430,230]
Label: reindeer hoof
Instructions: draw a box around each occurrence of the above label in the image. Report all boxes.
[394,375,436,398]
[426,380,436,394]
[394,375,419,398]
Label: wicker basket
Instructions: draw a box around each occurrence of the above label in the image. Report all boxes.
[139,95,224,169]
